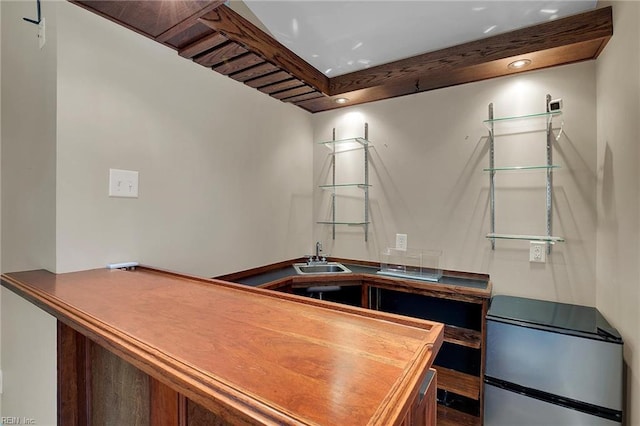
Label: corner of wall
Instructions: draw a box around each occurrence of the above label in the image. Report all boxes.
[595,1,640,423]
[1,1,58,423]
[1,0,56,273]
[0,0,3,417]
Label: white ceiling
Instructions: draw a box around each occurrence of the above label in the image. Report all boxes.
[241,1,598,77]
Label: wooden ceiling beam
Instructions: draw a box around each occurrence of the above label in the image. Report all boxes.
[198,5,330,95]
[298,37,608,113]
[69,2,613,113]
[155,1,226,43]
[71,1,226,47]
[329,6,613,95]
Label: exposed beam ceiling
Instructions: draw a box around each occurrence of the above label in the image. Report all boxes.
[71,1,613,113]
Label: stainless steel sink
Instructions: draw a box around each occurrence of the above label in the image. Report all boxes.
[293,262,352,275]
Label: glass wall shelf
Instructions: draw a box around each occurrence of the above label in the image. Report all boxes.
[483,165,560,172]
[319,183,371,189]
[317,221,370,226]
[483,110,562,128]
[317,137,369,146]
[317,123,371,241]
[485,95,564,253]
[486,233,565,243]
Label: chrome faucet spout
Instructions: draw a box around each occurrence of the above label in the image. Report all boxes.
[307,242,326,265]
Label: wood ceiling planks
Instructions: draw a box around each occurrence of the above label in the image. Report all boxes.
[71,1,612,114]
[178,32,228,58]
[197,5,330,95]
[72,1,225,40]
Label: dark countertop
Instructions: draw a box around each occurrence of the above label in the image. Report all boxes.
[233,263,378,287]
[219,259,491,295]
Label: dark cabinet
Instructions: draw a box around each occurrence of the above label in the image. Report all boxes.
[365,279,488,426]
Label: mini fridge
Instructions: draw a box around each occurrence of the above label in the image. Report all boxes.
[484,295,623,425]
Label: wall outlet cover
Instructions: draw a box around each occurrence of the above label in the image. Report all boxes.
[529,241,546,263]
[396,233,408,251]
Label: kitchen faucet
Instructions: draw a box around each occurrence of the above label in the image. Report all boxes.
[307,241,326,265]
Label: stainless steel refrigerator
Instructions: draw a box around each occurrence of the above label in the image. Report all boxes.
[484,295,623,425]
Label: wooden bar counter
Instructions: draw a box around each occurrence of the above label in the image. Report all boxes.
[1,266,443,425]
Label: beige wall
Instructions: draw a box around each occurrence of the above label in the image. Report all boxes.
[1,1,313,423]
[55,2,313,277]
[0,0,3,417]
[1,1,56,274]
[1,1,58,423]
[596,1,640,423]
[313,62,598,305]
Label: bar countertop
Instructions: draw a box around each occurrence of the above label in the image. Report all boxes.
[2,266,443,425]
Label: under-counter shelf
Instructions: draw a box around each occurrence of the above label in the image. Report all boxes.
[437,367,481,401]
[444,325,482,349]
[437,405,482,426]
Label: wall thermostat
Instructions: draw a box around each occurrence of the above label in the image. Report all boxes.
[549,98,563,112]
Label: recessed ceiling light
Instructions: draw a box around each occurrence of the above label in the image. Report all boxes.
[484,25,497,34]
[334,98,349,104]
[508,59,532,70]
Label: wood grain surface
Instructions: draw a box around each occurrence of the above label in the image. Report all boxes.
[3,267,442,425]
[217,257,491,424]
[198,5,329,94]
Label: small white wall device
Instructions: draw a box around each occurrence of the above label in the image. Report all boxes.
[548,98,563,112]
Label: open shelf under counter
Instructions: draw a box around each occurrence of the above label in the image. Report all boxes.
[437,366,481,401]
[438,405,482,426]
[445,325,482,349]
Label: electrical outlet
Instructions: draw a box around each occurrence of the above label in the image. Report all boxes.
[529,242,546,263]
[396,233,408,251]
[109,168,139,198]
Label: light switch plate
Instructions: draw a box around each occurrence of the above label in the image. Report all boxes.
[529,241,546,263]
[109,169,139,198]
